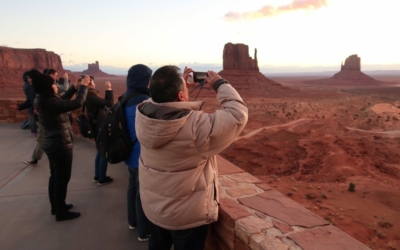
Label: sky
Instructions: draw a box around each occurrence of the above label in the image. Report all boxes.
[1,0,399,74]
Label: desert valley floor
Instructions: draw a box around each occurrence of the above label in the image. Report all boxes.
[3,73,400,250]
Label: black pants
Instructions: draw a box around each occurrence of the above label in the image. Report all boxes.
[149,223,208,250]
[46,148,73,216]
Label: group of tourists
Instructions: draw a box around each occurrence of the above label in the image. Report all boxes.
[13,64,248,249]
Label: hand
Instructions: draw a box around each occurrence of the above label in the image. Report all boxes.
[63,72,68,78]
[81,75,90,87]
[183,66,196,88]
[74,77,82,89]
[205,70,222,89]
[9,104,18,109]
[105,81,112,90]
[33,109,38,115]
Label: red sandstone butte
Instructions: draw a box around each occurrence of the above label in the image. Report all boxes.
[79,61,115,77]
[304,54,383,85]
[341,54,361,71]
[0,46,68,89]
[196,43,298,99]
[223,43,259,71]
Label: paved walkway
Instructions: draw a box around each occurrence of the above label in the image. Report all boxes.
[0,124,148,250]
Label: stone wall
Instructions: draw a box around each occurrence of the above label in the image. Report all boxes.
[204,156,371,250]
[0,99,30,123]
[0,98,82,136]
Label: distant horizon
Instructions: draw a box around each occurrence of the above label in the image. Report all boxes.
[64,62,400,77]
[1,0,399,72]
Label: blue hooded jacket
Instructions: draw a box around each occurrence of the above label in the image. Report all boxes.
[123,64,152,168]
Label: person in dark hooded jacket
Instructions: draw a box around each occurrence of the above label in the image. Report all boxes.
[10,72,43,165]
[124,64,152,241]
[22,71,38,136]
[28,69,90,222]
[85,77,114,185]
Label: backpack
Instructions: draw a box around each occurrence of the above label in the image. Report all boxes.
[76,105,95,139]
[96,92,141,164]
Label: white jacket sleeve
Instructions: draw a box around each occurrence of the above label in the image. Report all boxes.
[195,83,248,157]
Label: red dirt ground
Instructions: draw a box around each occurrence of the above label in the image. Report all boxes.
[3,73,400,250]
[219,75,400,250]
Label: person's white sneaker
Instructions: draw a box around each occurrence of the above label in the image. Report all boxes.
[138,236,149,242]
[129,225,136,230]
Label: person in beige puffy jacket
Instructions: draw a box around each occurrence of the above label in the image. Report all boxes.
[135,65,248,250]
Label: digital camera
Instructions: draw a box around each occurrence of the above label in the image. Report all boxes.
[193,72,208,83]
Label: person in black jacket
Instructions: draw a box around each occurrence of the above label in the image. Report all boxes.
[10,72,43,166]
[22,72,38,137]
[84,77,114,185]
[28,69,90,222]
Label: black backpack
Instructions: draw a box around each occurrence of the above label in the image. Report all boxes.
[76,105,95,139]
[96,92,141,164]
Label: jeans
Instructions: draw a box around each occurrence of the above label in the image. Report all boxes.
[127,168,151,238]
[27,110,37,133]
[32,121,43,160]
[47,148,73,216]
[95,152,109,181]
[149,223,208,250]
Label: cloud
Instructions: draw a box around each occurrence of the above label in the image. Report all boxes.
[1,44,9,47]
[224,0,328,21]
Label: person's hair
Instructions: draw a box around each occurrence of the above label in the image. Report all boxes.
[43,68,49,74]
[46,68,57,75]
[149,66,183,103]
[22,71,28,82]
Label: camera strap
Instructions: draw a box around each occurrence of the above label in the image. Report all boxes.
[189,81,204,101]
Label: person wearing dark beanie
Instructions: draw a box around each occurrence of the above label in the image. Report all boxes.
[27,69,90,222]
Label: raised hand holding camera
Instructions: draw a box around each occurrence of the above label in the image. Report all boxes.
[183,66,196,87]
[81,75,90,87]
[205,70,221,88]
[105,81,112,90]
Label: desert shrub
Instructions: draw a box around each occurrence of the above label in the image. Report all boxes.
[348,182,356,192]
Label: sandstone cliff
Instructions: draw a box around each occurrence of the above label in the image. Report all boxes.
[223,43,259,71]
[0,46,68,96]
[0,46,63,71]
[341,54,361,71]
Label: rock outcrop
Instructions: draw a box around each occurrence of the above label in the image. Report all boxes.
[304,54,383,85]
[80,61,114,77]
[192,43,296,101]
[0,46,64,71]
[341,54,361,71]
[0,46,68,94]
[223,43,259,71]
